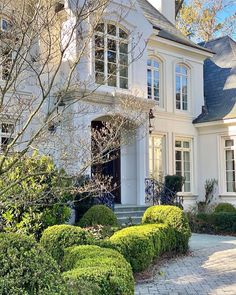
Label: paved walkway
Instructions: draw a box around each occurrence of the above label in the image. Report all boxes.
[135,234,236,295]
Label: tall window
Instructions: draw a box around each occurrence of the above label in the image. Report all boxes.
[94,23,128,89]
[147,59,161,105]
[175,139,191,192]
[149,135,165,181]
[0,123,14,151]
[224,139,236,193]
[0,18,12,81]
[176,64,189,111]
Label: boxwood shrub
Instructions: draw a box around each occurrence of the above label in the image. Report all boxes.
[62,245,134,295]
[142,205,191,252]
[79,205,118,227]
[109,223,176,272]
[214,203,236,213]
[0,233,68,295]
[40,224,93,263]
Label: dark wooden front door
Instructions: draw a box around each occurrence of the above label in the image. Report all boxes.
[91,121,121,204]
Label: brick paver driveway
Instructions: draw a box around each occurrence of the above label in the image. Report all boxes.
[135,234,236,295]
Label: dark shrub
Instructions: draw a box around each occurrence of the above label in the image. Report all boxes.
[62,245,134,295]
[79,205,118,227]
[0,233,67,295]
[40,225,93,263]
[109,224,176,272]
[212,213,236,232]
[214,203,236,213]
[142,205,191,252]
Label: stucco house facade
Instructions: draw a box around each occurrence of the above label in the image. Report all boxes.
[1,0,236,210]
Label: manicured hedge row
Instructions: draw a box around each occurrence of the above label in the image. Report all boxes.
[189,212,236,234]
[109,223,175,272]
[40,225,93,263]
[62,245,134,295]
[109,205,191,272]
[0,233,67,295]
[142,205,191,253]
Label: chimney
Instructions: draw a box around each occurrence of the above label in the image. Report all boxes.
[148,0,175,24]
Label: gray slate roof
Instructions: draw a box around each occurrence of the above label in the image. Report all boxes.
[137,0,212,54]
[193,36,236,124]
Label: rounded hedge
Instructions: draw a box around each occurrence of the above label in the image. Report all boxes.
[0,233,67,295]
[62,245,134,295]
[142,205,191,252]
[40,225,93,263]
[109,223,176,272]
[79,205,118,227]
[214,203,236,213]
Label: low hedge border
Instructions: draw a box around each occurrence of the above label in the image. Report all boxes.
[62,245,134,295]
[189,212,236,234]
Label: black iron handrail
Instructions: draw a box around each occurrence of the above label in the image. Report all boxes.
[94,191,116,211]
[145,178,183,207]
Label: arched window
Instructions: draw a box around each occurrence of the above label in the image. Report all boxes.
[147,59,162,105]
[94,23,128,89]
[175,64,189,111]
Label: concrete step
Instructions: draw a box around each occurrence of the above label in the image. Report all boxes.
[114,205,149,225]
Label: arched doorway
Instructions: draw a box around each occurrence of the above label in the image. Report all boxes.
[91,119,121,204]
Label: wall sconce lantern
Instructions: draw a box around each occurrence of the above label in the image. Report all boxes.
[149,109,155,134]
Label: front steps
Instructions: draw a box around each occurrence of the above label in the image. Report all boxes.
[114,205,149,225]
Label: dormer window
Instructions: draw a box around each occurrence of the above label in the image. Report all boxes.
[94,23,129,89]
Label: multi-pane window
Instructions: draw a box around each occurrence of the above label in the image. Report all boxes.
[95,23,128,89]
[224,139,236,193]
[176,64,189,111]
[175,139,191,192]
[0,123,14,151]
[147,59,161,104]
[0,18,12,81]
[149,135,165,181]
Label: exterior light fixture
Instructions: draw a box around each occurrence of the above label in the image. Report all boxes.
[149,109,155,134]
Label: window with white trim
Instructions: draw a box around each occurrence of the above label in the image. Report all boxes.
[149,135,165,181]
[176,64,189,111]
[1,18,11,32]
[94,23,128,89]
[175,139,191,192]
[0,123,14,151]
[147,59,162,106]
[224,138,236,192]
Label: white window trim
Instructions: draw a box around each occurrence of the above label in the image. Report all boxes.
[93,22,130,90]
[174,62,191,114]
[174,136,193,194]
[220,136,236,195]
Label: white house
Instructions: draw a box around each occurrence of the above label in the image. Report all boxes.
[1,0,236,210]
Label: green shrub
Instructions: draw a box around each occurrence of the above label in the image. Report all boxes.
[142,205,191,252]
[0,153,72,240]
[40,225,93,263]
[79,205,118,227]
[62,245,134,295]
[0,233,68,295]
[214,203,236,213]
[109,224,176,272]
[212,213,236,232]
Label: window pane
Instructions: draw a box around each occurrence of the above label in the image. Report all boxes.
[120,43,128,54]
[107,24,116,36]
[120,77,128,89]
[95,23,104,33]
[176,94,181,109]
[108,75,117,87]
[120,66,128,78]
[2,123,14,133]
[95,35,104,48]
[176,64,181,73]
[226,160,235,170]
[119,28,128,39]
[95,49,104,60]
[226,150,234,161]
[153,61,159,68]
[227,182,236,192]
[176,76,181,93]
[154,88,159,100]
[182,66,188,75]
[108,51,116,63]
[120,54,128,66]
[176,151,182,160]
[226,171,235,182]
[175,141,182,148]
[148,87,152,99]
[183,141,190,148]
[184,182,191,192]
[107,39,116,51]
[176,161,182,172]
[95,72,104,84]
[95,60,104,73]
[108,63,116,74]
[225,140,234,147]
[154,70,159,83]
